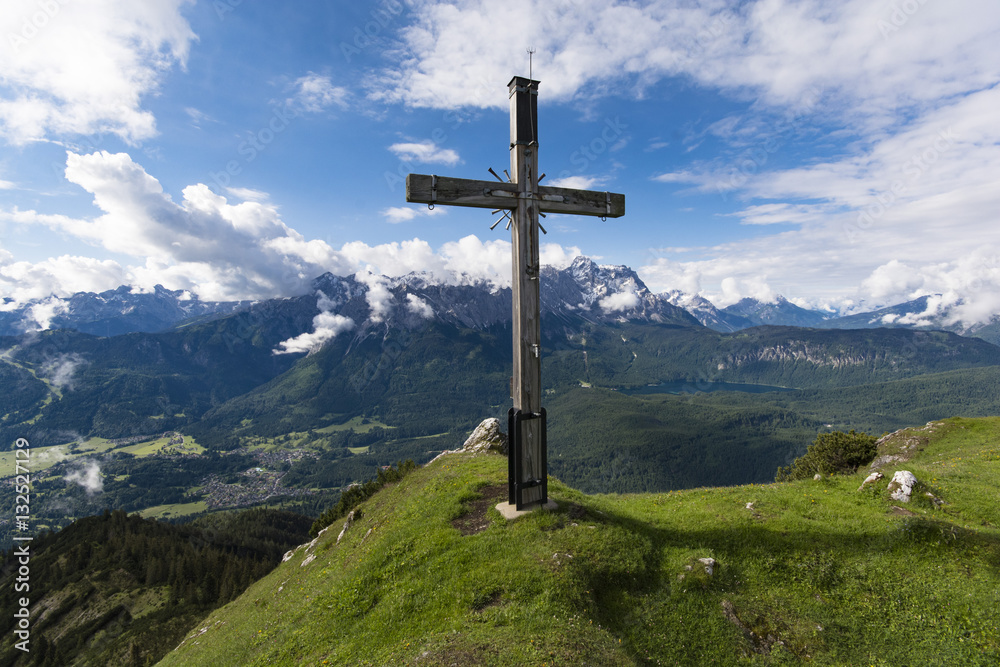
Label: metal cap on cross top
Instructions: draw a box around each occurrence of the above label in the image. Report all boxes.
[404,76,625,512]
[508,76,538,148]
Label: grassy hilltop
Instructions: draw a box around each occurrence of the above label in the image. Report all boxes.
[158,417,1000,666]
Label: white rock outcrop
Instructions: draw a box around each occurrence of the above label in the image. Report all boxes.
[428,418,509,465]
[461,418,508,454]
[858,471,884,491]
[887,470,919,502]
[337,509,358,544]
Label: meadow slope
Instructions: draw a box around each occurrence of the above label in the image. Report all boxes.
[158,417,1000,666]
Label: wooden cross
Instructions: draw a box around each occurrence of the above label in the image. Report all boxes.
[405,77,625,510]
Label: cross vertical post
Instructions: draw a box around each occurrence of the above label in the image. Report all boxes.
[508,76,545,508]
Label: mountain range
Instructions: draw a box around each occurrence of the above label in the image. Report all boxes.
[1,255,997,457]
[0,284,247,337]
[3,254,1000,551]
[3,256,997,345]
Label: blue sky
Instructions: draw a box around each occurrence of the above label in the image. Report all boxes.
[1,0,999,327]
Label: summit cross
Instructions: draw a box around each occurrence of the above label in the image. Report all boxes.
[405,77,625,511]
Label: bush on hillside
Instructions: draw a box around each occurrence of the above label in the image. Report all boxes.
[775,430,878,481]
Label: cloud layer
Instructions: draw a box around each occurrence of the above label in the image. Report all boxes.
[0,0,196,145]
[374,0,1000,120]
[3,151,353,301]
[373,0,1000,315]
[640,84,1000,311]
[2,1,998,326]
[0,151,584,306]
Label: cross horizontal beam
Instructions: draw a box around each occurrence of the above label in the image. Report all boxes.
[406,174,625,218]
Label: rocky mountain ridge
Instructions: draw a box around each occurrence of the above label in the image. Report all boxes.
[0,284,248,337]
[3,257,998,345]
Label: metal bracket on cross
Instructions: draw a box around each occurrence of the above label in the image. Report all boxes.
[508,407,547,510]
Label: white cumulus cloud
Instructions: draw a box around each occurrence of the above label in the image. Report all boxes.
[273,290,356,355]
[288,73,350,113]
[0,253,127,306]
[545,175,603,190]
[375,0,1000,130]
[405,293,434,319]
[8,151,354,301]
[854,252,1000,328]
[382,205,446,224]
[42,353,87,390]
[355,270,393,323]
[388,140,461,166]
[23,296,68,331]
[0,0,197,145]
[65,459,103,495]
[599,286,639,312]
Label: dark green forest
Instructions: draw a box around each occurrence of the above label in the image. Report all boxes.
[0,508,312,667]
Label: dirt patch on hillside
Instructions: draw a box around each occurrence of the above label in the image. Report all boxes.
[451,484,506,536]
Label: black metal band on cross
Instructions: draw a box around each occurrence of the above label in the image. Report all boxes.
[508,407,547,510]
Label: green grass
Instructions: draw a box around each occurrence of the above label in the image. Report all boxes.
[0,435,206,477]
[315,416,394,434]
[158,417,1000,666]
[0,436,112,473]
[139,500,209,519]
[249,431,325,452]
[117,436,206,457]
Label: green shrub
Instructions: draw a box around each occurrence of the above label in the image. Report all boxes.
[775,430,878,481]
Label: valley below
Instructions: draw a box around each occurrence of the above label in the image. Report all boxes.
[2,265,1000,664]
